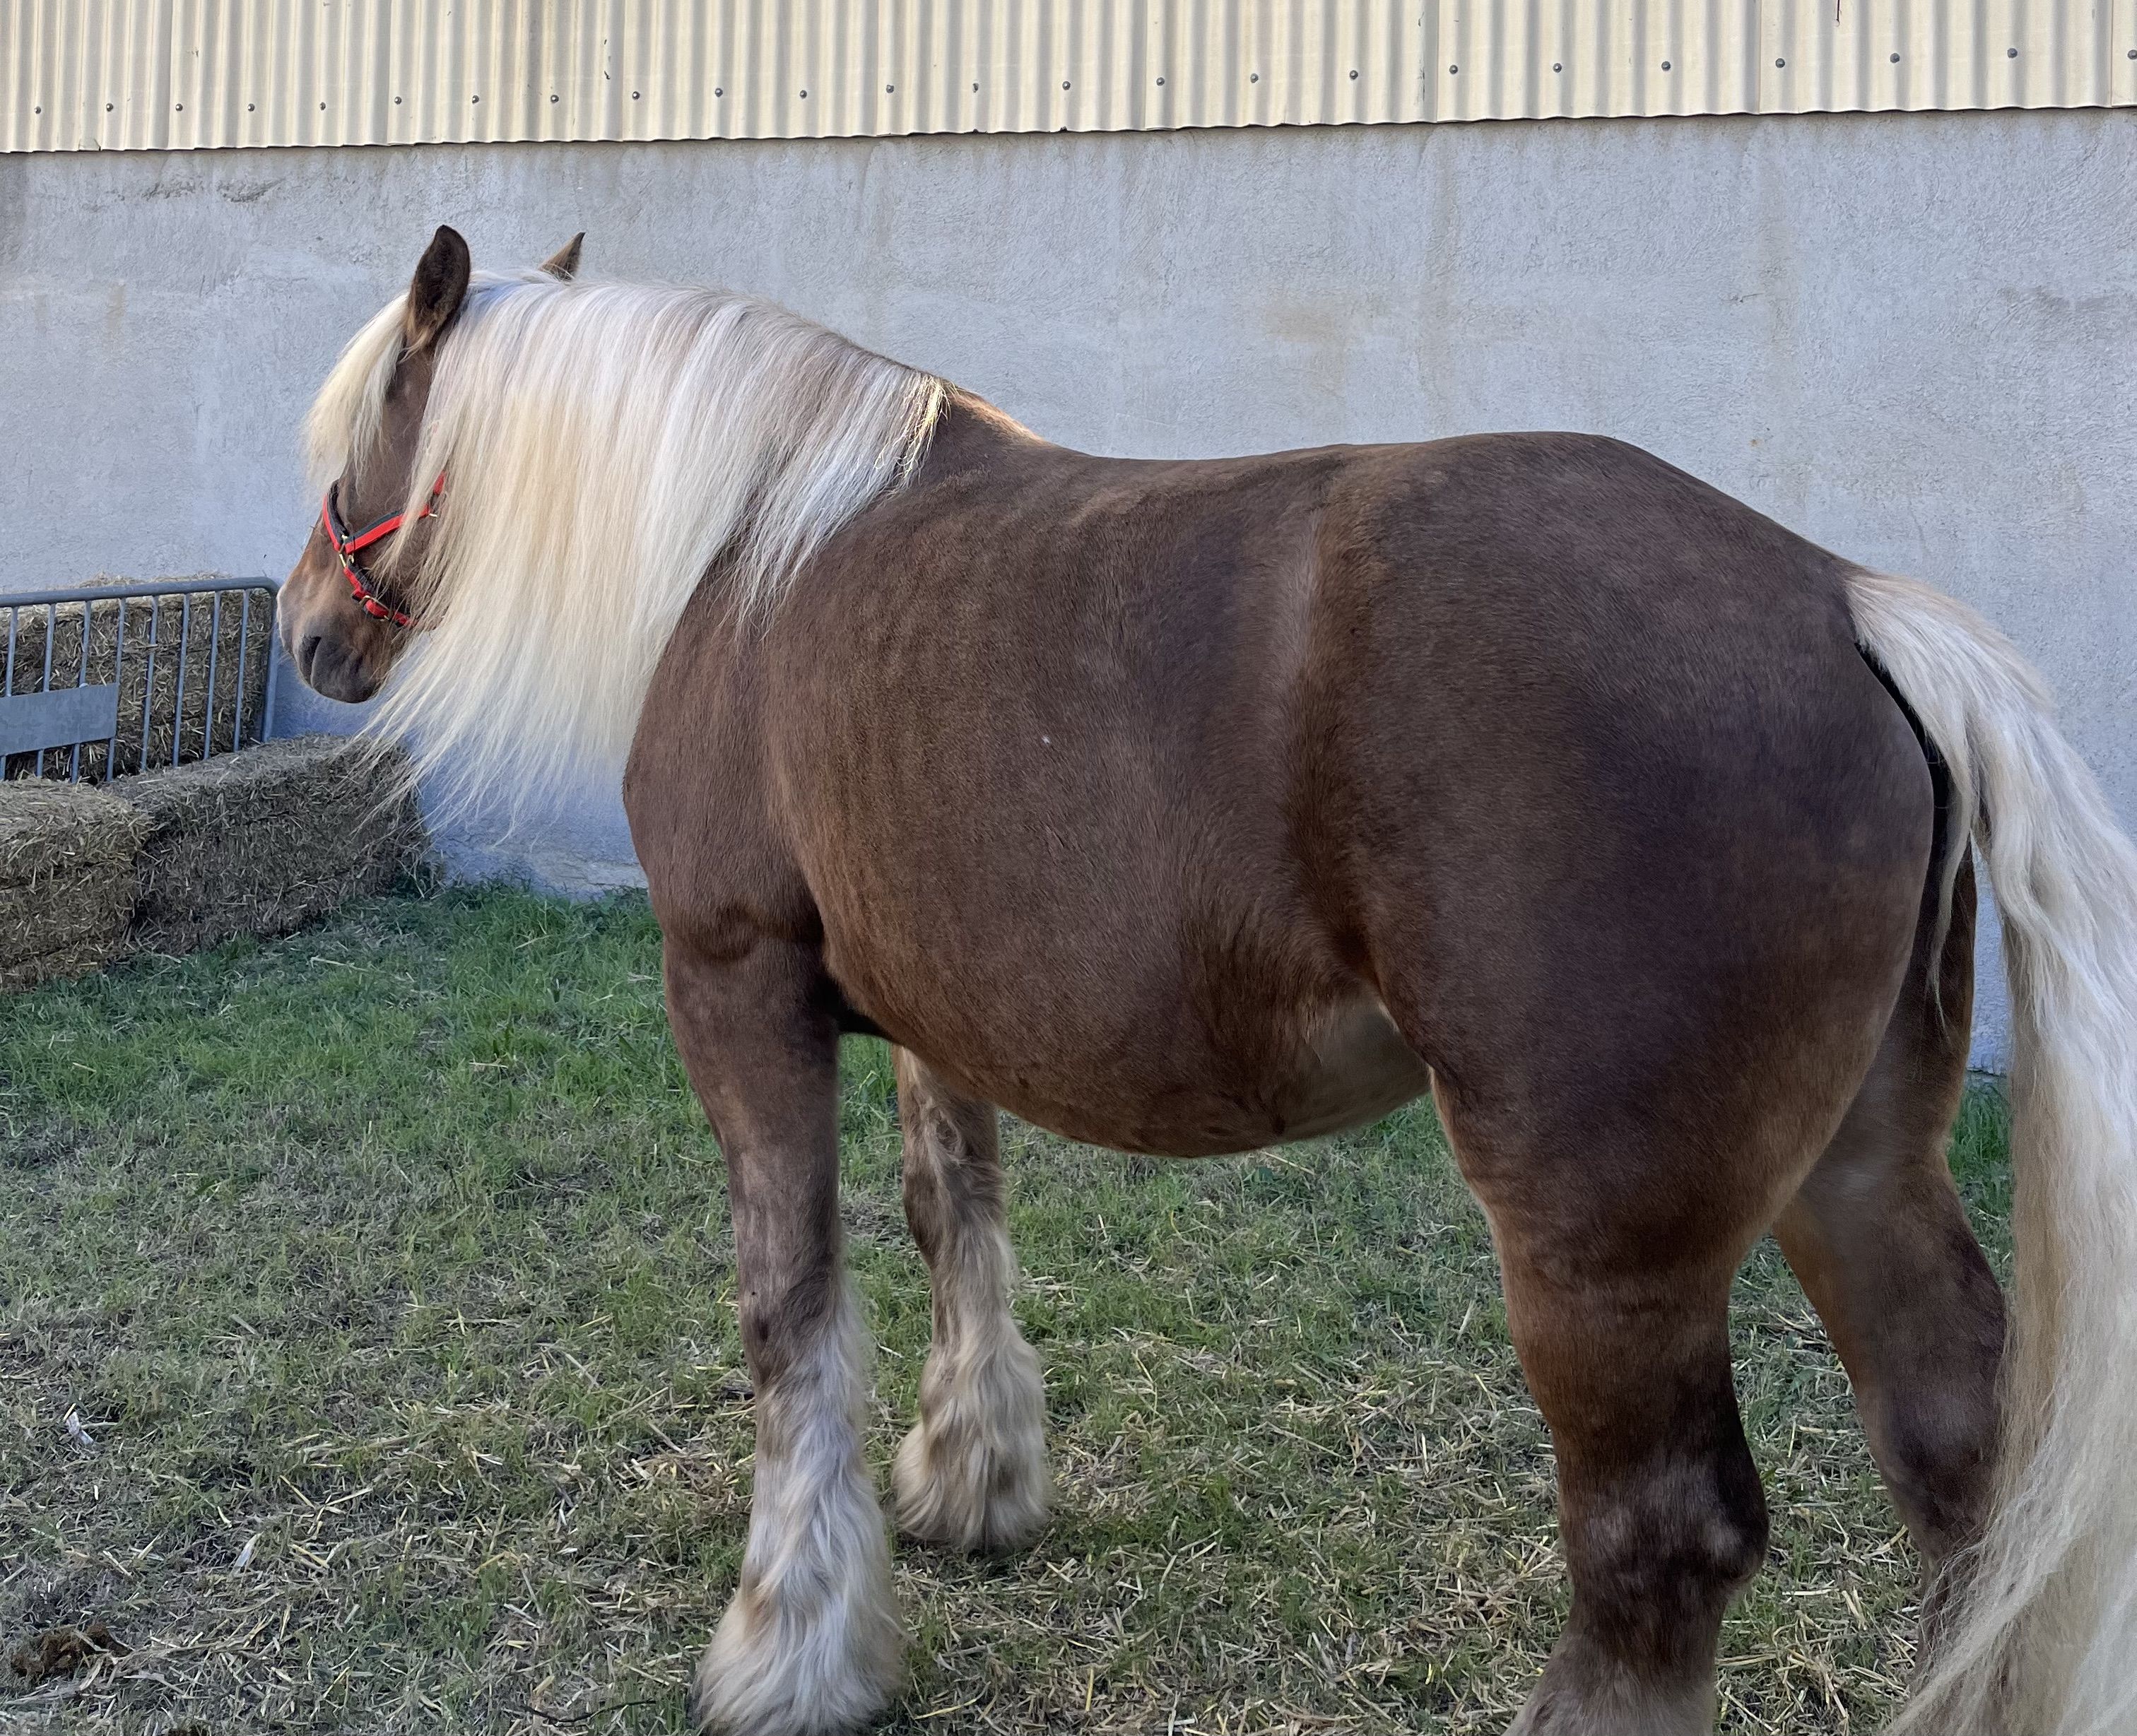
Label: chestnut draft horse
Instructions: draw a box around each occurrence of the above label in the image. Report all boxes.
[282,228,2137,1736]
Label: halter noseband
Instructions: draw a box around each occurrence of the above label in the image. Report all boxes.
[321,475,445,629]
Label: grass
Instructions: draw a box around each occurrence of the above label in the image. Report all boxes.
[0,886,2012,1735]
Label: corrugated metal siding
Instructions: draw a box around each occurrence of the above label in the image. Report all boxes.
[5,1,2132,153]
[1424,0,2134,122]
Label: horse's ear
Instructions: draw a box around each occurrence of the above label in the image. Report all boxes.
[404,225,472,353]
[538,232,585,281]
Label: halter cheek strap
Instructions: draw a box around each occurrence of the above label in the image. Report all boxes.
[321,474,446,629]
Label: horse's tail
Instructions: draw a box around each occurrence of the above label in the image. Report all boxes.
[1846,567,2137,1736]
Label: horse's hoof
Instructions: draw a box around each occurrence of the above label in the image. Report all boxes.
[892,1336,1051,1554]
[688,1557,902,1735]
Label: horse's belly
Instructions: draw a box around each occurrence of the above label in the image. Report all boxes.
[982,994,1432,1158]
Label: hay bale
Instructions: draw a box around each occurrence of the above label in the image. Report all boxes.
[115,736,426,955]
[4,583,276,783]
[0,781,146,988]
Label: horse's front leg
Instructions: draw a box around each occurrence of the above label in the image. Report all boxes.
[890,1049,1049,1552]
[669,937,901,1736]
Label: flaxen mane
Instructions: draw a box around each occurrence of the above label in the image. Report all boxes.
[305,269,947,806]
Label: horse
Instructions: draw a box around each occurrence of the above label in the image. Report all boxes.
[280,226,2137,1736]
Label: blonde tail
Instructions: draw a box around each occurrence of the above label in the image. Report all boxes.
[1847,568,2137,1736]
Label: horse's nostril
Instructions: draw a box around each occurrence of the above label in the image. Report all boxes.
[298,634,324,683]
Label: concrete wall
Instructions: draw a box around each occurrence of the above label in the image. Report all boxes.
[8,111,2136,1056]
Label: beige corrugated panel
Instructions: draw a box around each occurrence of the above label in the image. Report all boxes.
[4,1,2131,153]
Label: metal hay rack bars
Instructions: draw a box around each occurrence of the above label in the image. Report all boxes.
[0,577,281,784]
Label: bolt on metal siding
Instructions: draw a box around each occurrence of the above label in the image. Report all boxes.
[4,1,2132,153]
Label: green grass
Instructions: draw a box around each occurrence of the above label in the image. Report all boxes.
[0,887,2012,1734]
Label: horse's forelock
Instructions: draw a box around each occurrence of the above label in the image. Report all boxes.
[302,293,409,492]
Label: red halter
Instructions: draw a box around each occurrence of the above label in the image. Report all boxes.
[321,475,445,629]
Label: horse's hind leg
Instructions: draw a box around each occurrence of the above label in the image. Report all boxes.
[890,1049,1050,1552]
[1444,1111,1773,1736]
[1772,855,2006,1593]
[1418,955,1910,1731]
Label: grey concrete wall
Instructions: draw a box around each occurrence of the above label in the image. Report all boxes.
[8,111,2136,1057]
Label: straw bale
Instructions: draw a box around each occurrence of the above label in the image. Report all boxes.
[0,780,146,988]
[115,736,426,955]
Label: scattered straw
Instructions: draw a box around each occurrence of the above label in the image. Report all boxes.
[0,889,2018,1734]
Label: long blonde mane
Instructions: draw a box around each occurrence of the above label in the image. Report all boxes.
[303,267,948,810]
